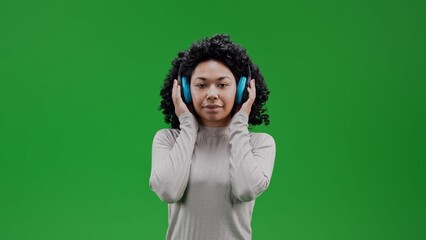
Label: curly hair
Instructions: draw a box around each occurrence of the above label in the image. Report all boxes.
[159,34,270,129]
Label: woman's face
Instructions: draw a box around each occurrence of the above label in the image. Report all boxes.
[190,60,237,127]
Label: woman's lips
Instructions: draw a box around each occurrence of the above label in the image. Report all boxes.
[204,104,222,109]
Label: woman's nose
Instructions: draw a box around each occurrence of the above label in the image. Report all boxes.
[207,86,218,100]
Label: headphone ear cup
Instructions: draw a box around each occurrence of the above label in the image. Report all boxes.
[181,76,192,104]
[236,76,248,104]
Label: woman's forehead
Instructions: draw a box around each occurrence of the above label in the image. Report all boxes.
[192,60,234,78]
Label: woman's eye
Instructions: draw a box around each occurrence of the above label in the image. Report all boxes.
[196,84,206,88]
[218,84,228,88]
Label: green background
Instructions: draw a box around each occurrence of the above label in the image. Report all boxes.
[1,0,425,239]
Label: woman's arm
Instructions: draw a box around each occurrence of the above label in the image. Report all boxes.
[149,111,198,203]
[229,111,276,202]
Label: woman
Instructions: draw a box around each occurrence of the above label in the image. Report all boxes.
[149,34,276,240]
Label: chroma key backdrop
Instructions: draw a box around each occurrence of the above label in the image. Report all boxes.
[0,0,425,239]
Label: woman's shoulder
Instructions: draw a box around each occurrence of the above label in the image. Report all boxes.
[153,128,181,142]
[249,131,274,139]
[248,132,275,147]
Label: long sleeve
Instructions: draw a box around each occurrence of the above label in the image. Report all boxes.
[149,111,199,203]
[229,111,276,202]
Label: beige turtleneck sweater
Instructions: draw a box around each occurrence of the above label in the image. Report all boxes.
[149,110,276,240]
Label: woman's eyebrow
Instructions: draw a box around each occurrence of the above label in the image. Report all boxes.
[194,76,231,81]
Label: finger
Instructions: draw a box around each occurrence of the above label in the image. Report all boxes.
[172,79,176,100]
[173,79,184,105]
[247,79,256,100]
[176,83,182,99]
[251,79,256,98]
[172,79,179,103]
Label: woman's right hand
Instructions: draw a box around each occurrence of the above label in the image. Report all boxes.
[172,79,191,118]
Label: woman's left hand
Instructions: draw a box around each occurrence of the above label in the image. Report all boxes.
[239,79,256,116]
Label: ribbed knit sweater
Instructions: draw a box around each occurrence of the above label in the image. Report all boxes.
[149,111,276,240]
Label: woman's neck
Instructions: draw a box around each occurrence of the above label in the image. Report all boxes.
[197,115,232,127]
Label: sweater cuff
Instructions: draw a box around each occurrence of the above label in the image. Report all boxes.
[178,111,199,131]
[229,110,249,132]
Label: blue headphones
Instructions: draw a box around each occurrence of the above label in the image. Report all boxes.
[177,63,251,105]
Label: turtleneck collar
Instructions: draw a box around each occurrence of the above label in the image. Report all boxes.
[198,124,230,136]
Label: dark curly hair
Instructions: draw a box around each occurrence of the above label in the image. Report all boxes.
[159,34,270,129]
